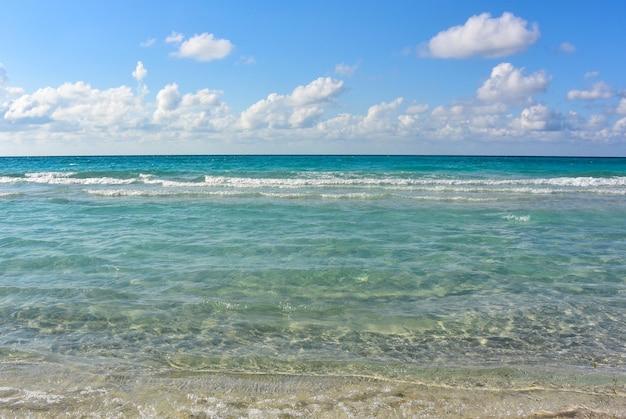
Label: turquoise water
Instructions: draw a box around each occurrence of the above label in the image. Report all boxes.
[1,155,625,416]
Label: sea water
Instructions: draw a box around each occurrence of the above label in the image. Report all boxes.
[0,155,625,417]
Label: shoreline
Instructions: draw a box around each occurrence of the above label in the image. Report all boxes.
[1,361,624,418]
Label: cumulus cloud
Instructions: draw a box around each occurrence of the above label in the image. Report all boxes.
[155,83,181,114]
[421,12,540,58]
[289,77,344,106]
[477,63,550,105]
[131,61,148,97]
[132,61,147,82]
[153,83,224,127]
[239,93,285,129]
[4,61,626,155]
[335,63,358,77]
[4,81,136,127]
[239,77,344,129]
[361,98,404,132]
[510,104,562,131]
[316,97,409,138]
[567,81,612,100]
[167,32,234,62]
[180,89,222,108]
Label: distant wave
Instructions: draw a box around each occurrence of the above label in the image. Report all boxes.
[0,192,21,198]
[0,172,136,185]
[3,171,626,196]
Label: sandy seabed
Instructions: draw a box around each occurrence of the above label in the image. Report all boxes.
[1,362,625,418]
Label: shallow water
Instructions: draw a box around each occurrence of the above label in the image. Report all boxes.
[1,155,625,416]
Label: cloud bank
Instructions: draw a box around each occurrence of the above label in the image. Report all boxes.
[1,57,625,155]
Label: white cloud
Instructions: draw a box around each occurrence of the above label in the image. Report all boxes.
[335,63,358,77]
[132,61,147,82]
[477,63,550,105]
[584,71,599,79]
[406,104,429,115]
[132,61,148,97]
[180,89,221,108]
[4,81,137,127]
[617,98,626,115]
[3,62,626,155]
[585,114,607,130]
[240,77,344,129]
[558,42,576,53]
[431,105,464,118]
[154,83,181,119]
[614,117,626,133]
[316,98,408,138]
[421,12,540,58]
[153,83,228,130]
[361,98,404,132]
[567,81,612,100]
[470,114,503,130]
[168,32,234,62]
[166,32,184,44]
[510,104,562,131]
[289,77,344,106]
[239,93,285,129]
[289,106,325,128]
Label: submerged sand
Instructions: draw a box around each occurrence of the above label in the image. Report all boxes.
[1,362,624,418]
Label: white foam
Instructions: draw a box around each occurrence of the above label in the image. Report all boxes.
[6,172,626,195]
[192,174,626,194]
[0,387,64,405]
[14,170,624,197]
[85,189,248,197]
[19,172,137,185]
[503,214,531,222]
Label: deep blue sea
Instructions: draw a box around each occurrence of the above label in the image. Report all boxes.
[1,155,625,417]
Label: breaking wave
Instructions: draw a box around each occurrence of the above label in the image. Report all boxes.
[2,171,625,199]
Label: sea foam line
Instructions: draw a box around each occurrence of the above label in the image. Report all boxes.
[4,172,626,194]
[0,172,136,185]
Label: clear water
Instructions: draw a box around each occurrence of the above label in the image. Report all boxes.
[1,155,625,417]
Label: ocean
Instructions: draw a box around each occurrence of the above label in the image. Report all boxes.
[1,155,625,417]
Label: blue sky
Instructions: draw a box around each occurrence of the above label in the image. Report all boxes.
[1,1,625,156]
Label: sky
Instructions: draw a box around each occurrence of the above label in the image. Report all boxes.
[1,0,626,156]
